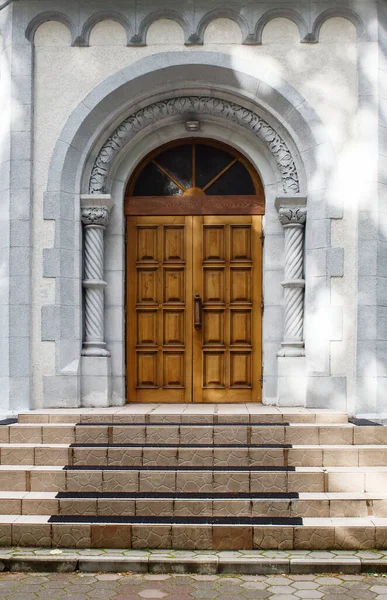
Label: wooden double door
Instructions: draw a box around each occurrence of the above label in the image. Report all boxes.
[126,215,262,403]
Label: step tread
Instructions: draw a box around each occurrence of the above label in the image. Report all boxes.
[1,491,387,500]
[1,443,386,448]
[9,422,356,428]
[1,464,387,471]
[0,515,384,526]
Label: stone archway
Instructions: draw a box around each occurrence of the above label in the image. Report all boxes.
[88,96,300,196]
[80,98,307,407]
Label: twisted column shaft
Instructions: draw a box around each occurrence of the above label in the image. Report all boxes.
[81,206,111,357]
[278,207,307,357]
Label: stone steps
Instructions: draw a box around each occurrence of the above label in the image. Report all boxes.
[0,406,385,549]
[0,465,387,493]
[3,423,384,445]
[0,491,386,518]
[0,515,386,550]
[0,444,385,466]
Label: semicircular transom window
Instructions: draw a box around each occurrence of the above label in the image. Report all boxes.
[132,141,259,197]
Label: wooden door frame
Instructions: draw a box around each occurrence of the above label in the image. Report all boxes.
[125,139,265,403]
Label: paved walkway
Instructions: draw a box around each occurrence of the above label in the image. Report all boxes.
[1,572,387,599]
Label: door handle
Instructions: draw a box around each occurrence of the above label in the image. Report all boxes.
[194,293,202,330]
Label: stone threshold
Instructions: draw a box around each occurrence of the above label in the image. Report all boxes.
[0,548,387,575]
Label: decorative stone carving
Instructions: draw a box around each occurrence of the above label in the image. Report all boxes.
[89,96,300,195]
[81,204,112,357]
[278,206,307,357]
[80,206,110,227]
[278,207,307,226]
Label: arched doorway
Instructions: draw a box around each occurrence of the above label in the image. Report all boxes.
[125,139,265,403]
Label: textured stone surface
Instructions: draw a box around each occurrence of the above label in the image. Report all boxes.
[212,526,252,550]
[132,526,172,549]
[1,570,387,599]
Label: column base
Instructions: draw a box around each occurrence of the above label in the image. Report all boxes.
[277,356,307,407]
[81,356,112,408]
[81,345,111,358]
[277,341,305,357]
[81,342,111,356]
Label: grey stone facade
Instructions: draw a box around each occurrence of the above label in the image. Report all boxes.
[0,0,385,416]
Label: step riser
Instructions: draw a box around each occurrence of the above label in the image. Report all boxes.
[1,523,385,550]
[2,470,387,494]
[4,425,385,445]
[2,498,385,519]
[2,447,383,467]
[17,413,349,425]
[70,447,387,468]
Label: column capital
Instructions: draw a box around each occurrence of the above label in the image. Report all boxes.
[80,194,114,227]
[278,206,307,227]
[81,206,111,227]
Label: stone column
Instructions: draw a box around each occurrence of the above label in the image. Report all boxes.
[278,207,307,357]
[80,196,114,407]
[81,205,111,357]
[276,206,307,407]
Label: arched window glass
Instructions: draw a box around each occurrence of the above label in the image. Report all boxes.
[132,141,259,197]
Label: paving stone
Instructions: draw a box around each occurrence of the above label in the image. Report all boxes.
[241,581,269,589]
[3,562,387,599]
[371,586,387,594]
[138,590,167,599]
[269,595,298,600]
[292,582,320,589]
[269,585,296,594]
[294,591,323,599]
[266,577,293,585]
[314,577,343,585]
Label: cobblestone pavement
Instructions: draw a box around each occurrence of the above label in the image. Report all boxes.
[1,572,387,599]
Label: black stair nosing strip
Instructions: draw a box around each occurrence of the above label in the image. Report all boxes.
[75,422,289,427]
[0,418,17,426]
[56,491,299,499]
[63,465,295,471]
[70,443,292,449]
[349,418,383,427]
[48,515,303,526]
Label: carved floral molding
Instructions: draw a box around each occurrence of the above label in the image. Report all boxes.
[279,207,307,226]
[81,206,111,227]
[89,96,300,195]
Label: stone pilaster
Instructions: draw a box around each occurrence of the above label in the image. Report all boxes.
[276,206,307,407]
[278,207,307,357]
[80,196,114,408]
[81,205,111,357]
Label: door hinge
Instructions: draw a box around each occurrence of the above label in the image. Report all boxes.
[261,301,264,315]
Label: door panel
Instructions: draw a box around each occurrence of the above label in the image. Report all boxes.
[193,216,262,403]
[127,216,193,403]
[126,215,262,403]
